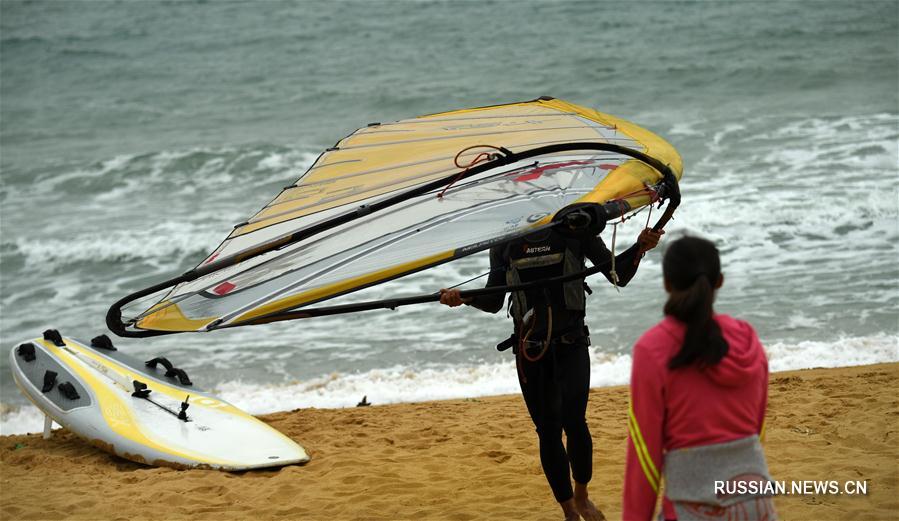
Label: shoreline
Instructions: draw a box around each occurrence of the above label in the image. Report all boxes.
[2,362,898,520]
[3,331,897,436]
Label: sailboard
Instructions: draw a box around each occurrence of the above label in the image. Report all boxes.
[10,331,309,469]
[108,97,683,337]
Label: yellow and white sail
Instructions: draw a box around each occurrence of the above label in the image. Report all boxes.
[121,98,682,334]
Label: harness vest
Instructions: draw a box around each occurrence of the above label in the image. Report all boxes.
[503,229,588,336]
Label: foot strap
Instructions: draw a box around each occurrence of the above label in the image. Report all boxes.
[90,334,116,351]
[41,370,58,393]
[145,357,192,386]
[17,343,36,362]
[58,382,80,400]
[42,329,65,347]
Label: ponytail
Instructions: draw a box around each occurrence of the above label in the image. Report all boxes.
[662,237,729,369]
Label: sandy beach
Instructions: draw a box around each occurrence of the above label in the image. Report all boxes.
[1,362,897,521]
[1,2,896,521]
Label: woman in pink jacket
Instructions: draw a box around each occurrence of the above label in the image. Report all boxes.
[623,236,776,521]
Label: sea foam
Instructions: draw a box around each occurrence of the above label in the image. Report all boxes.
[2,333,896,435]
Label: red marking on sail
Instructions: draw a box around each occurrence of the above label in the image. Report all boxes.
[213,282,236,295]
[514,160,593,182]
[598,163,619,170]
[204,253,219,265]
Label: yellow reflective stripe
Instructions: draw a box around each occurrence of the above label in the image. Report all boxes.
[628,416,659,492]
[628,401,660,493]
[628,401,660,481]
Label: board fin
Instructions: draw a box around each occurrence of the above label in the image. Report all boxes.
[42,415,53,440]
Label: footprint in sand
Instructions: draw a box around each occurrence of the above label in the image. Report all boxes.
[481,450,511,463]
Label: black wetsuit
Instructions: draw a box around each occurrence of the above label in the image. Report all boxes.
[468,230,642,503]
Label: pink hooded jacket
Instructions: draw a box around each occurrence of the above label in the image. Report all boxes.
[623,314,769,521]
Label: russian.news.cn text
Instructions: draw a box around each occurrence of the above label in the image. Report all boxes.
[715,480,869,496]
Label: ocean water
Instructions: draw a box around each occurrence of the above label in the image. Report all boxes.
[1,0,897,434]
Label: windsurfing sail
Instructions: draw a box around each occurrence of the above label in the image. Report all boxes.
[107,97,683,337]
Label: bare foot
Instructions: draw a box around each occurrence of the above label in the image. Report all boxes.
[560,498,581,521]
[573,497,605,521]
[573,482,606,521]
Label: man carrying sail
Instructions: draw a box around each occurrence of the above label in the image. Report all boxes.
[440,219,663,521]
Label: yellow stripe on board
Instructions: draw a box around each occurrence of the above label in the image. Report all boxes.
[628,401,660,493]
[61,341,250,419]
[39,339,240,466]
[61,339,302,454]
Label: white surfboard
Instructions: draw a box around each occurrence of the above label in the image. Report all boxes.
[9,330,309,470]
